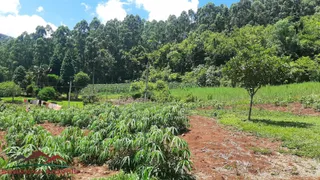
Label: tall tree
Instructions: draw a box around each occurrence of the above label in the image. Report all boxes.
[12,66,27,89]
[60,49,76,84]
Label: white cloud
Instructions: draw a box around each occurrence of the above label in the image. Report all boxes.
[0,0,20,15]
[0,0,56,37]
[0,15,57,37]
[133,0,199,21]
[96,0,127,23]
[81,2,91,12]
[36,6,44,12]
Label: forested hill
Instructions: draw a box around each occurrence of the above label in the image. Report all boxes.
[1,0,320,87]
[0,34,11,42]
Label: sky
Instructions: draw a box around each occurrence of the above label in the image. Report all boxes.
[0,0,238,37]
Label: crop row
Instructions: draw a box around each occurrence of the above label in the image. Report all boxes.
[0,103,192,179]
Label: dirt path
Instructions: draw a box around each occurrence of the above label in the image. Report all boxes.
[182,116,320,180]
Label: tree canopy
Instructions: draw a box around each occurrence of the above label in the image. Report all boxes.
[0,0,320,96]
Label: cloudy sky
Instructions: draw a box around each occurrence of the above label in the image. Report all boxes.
[0,0,238,37]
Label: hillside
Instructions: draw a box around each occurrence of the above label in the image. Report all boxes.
[0,33,11,42]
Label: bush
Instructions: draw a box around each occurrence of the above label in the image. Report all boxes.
[0,81,22,102]
[37,87,56,101]
[130,81,171,102]
[185,93,197,103]
[82,95,99,105]
[26,84,39,97]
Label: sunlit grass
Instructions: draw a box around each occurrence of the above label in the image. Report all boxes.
[170,82,320,104]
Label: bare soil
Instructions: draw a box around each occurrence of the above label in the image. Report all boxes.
[0,131,6,153]
[72,160,118,180]
[38,121,66,136]
[109,97,145,105]
[38,121,91,136]
[182,116,320,180]
[256,103,320,116]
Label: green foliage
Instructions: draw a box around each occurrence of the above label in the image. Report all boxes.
[26,84,38,97]
[0,103,192,179]
[60,49,76,84]
[37,87,57,101]
[129,81,172,102]
[0,82,22,101]
[12,66,27,89]
[82,95,99,105]
[47,74,60,87]
[74,71,90,88]
[95,171,140,180]
[289,56,320,83]
[300,95,320,111]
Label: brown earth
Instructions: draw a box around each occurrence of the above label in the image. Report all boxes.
[256,103,320,116]
[38,121,66,136]
[109,97,145,105]
[72,159,118,180]
[0,131,6,153]
[38,121,91,136]
[199,103,320,116]
[182,116,320,180]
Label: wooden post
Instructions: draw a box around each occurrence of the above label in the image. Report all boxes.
[144,61,149,102]
[68,79,72,108]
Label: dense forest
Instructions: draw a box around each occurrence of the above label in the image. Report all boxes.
[1,0,320,92]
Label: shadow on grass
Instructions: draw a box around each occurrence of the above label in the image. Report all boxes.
[250,119,313,128]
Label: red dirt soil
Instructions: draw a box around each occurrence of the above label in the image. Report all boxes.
[72,160,118,180]
[0,131,6,153]
[182,116,320,180]
[256,103,320,116]
[38,122,91,136]
[38,121,66,136]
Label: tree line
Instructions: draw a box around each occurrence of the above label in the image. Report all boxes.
[1,0,320,94]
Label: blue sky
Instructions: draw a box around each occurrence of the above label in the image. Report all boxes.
[0,0,238,37]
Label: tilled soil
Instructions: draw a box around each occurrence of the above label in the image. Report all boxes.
[0,131,6,153]
[182,116,320,180]
[72,159,118,180]
[38,121,66,136]
[256,103,320,116]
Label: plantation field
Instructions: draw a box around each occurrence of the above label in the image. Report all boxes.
[1,82,320,179]
[0,97,84,108]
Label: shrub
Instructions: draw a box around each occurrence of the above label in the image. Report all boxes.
[130,81,171,102]
[155,80,168,91]
[26,83,39,97]
[82,95,99,105]
[0,81,22,102]
[37,87,56,101]
[185,93,197,103]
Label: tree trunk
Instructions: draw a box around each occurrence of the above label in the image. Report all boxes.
[68,80,72,108]
[248,93,254,121]
[92,66,95,95]
[144,61,149,102]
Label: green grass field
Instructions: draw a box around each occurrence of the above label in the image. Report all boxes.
[171,82,320,104]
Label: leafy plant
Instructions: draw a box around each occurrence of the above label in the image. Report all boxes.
[38,87,57,101]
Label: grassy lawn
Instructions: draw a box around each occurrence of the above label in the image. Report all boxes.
[171,82,320,104]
